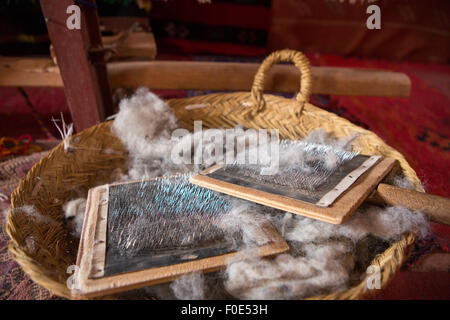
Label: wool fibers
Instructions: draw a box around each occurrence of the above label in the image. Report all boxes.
[111,88,182,179]
[63,198,87,238]
[170,272,206,300]
[112,88,284,179]
[10,205,57,226]
[8,205,58,254]
[222,205,428,299]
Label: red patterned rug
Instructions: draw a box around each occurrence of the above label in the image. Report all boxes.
[0,151,59,299]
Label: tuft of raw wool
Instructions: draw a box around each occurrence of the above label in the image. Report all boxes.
[122,124,281,179]
[63,198,87,237]
[391,176,415,190]
[225,241,353,299]
[7,206,58,255]
[142,283,176,300]
[112,87,179,159]
[10,205,57,226]
[170,272,206,300]
[284,205,429,244]
[276,128,358,173]
[220,202,273,247]
[111,89,283,179]
[302,128,357,151]
[25,235,38,253]
[111,88,186,179]
[223,204,429,299]
[52,113,74,152]
[111,88,192,179]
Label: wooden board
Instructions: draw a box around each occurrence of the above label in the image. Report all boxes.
[107,62,411,97]
[0,58,411,97]
[73,181,289,298]
[0,57,61,87]
[105,32,157,61]
[190,158,398,225]
[99,16,150,34]
[50,32,157,64]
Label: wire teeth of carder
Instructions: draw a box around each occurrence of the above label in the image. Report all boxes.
[107,174,234,257]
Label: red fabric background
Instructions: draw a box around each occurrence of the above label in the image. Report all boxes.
[269,0,450,63]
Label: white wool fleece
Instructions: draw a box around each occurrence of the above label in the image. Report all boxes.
[112,87,179,159]
[63,198,87,237]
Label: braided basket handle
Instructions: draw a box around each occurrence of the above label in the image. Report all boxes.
[251,49,312,115]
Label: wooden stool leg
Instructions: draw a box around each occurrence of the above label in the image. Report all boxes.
[40,0,114,132]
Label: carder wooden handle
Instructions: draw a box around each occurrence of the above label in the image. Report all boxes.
[368,183,450,225]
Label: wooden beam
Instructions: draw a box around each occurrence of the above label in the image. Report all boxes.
[108,61,411,97]
[40,0,114,132]
[99,16,150,34]
[0,57,62,87]
[94,32,157,61]
[50,32,157,64]
[0,58,411,97]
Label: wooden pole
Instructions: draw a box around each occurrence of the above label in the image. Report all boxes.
[368,184,450,226]
[40,0,114,132]
[107,61,411,97]
[0,58,411,98]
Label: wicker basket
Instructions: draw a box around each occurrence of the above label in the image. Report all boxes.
[7,50,419,299]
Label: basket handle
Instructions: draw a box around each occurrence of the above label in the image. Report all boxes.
[251,49,312,115]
